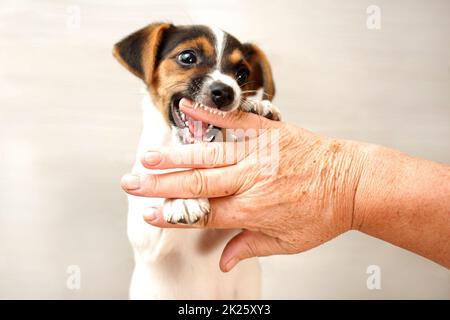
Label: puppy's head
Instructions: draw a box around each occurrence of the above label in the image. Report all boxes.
[113,23,275,143]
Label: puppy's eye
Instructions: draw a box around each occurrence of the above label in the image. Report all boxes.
[177,50,197,66]
[236,67,249,85]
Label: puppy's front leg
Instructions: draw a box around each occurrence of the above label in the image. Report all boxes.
[243,99,282,121]
[163,198,210,224]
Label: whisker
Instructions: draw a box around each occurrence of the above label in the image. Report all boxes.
[239,96,258,112]
[240,89,271,98]
[160,80,190,91]
[239,80,258,87]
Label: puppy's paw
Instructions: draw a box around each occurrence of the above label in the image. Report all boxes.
[244,99,282,121]
[259,100,282,121]
[163,198,210,224]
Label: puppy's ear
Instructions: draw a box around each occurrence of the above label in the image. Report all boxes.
[113,22,172,83]
[242,43,276,101]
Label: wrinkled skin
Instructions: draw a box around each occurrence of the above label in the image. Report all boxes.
[122,100,368,271]
[122,99,450,271]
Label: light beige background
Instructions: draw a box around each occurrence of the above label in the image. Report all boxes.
[0,0,449,299]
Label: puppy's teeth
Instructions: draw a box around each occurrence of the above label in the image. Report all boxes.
[212,110,217,114]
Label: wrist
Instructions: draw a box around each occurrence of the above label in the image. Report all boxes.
[351,143,404,233]
[331,140,373,234]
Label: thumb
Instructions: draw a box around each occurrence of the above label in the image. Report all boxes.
[220,230,286,272]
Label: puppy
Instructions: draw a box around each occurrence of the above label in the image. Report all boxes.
[113,23,281,299]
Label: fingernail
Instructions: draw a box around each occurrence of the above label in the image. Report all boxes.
[143,207,157,222]
[144,151,161,165]
[121,174,140,190]
[224,257,239,272]
[180,98,193,108]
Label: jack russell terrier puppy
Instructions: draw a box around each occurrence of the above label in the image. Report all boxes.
[113,23,281,299]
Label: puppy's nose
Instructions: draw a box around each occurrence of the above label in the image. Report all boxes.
[209,82,234,108]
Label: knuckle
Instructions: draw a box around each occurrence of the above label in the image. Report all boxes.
[204,143,222,166]
[144,174,159,191]
[183,169,206,197]
[242,237,257,257]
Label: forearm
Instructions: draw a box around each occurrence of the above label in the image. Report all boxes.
[354,144,450,268]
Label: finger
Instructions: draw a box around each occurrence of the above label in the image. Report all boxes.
[142,206,187,228]
[141,141,248,170]
[143,197,246,229]
[219,230,286,272]
[121,166,241,198]
[179,98,281,130]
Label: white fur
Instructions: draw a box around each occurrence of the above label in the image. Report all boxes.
[212,27,225,66]
[127,94,261,299]
[162,198,210,224]
[200,27,242,112]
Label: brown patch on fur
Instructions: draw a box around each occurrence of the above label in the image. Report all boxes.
[169,36,215,59]
[229,48,243,64]
[243,43,275,101]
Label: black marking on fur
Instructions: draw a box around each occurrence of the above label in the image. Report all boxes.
[158,25,216,66]
[220,33,245,74]
[116,28,148,77]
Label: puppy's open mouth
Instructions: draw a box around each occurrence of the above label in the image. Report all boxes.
[171,98,224,144]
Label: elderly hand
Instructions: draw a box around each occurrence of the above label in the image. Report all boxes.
[121,99,450,271]
[121,99,369,271]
